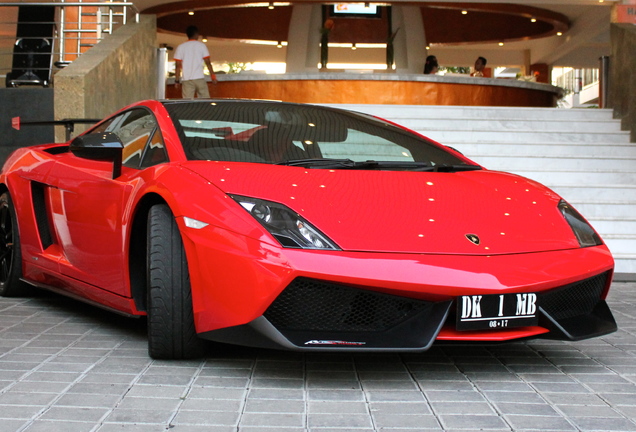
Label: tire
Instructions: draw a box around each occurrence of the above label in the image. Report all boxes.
[5,72,14,88]
[0,191,31,297]
[146,204,205,359]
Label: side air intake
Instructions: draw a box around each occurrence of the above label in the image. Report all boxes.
[31,182,54,249]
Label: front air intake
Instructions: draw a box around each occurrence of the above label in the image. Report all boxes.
[539,272,609,321]
[264,277,433,333]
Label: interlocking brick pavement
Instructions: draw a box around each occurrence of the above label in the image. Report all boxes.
[0,281,634,431]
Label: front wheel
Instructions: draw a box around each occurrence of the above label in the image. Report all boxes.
[146,204,206,359]
[0,191,31,297]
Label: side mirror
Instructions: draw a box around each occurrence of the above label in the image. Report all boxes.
[70,132,124,179]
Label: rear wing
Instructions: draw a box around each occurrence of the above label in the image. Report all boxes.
[13,118,101,141]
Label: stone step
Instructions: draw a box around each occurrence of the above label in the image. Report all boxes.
[590,219,636,236]
[472,155,636,172]
[570,202,636,219]
[506,169,636,185]
[604,237,636,255]
[329,104,616,121]
[422,130,631,144]
[552,185,636,202]
[398,119,623,133]
[448,140,636,148]
[456,143,636,158]
[614,256,636,274]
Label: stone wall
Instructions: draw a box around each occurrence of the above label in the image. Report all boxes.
[54,15,157,141]
[609,23,636,142]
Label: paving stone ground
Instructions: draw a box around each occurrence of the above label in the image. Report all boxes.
[0,281,634,432]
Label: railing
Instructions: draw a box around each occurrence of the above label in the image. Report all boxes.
[554,68,600,95]
[582,68,599,88]
[0,1,139,85]
[55,1,139,64]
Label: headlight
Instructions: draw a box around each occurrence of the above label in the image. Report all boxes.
[230,195,340,250]
[558,200,602,248]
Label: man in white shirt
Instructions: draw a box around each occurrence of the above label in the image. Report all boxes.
[174,26,217,98]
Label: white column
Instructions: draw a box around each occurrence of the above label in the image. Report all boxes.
[392,5,427,73]
[285,4,323,73]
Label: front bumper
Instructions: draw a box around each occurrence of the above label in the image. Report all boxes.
[181,223,615,350]
[200,271,616,351]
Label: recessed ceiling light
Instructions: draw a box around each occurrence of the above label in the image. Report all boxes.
[461,10,468,15]
[188,10,194,15]
[530,17,537,23]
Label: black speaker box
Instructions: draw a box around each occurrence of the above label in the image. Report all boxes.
[6,6,56,87]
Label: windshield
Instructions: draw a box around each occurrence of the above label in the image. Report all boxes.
[163,100,470,170]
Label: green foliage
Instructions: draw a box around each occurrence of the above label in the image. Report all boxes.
[441,66,471,74]
[226,62,252,74]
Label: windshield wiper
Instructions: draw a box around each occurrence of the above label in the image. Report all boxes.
[425,164,483,172]
[277,159,430,170]
[349,161,431,170]
[276,158,356,168]
[349,161,482,172]
[276,159,481,172]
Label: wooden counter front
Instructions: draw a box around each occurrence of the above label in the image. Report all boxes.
[166,74,562,107]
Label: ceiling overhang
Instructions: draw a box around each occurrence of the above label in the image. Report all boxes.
[146,1,570,45]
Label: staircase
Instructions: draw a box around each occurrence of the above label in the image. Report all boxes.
[57,1,137,65]
[327,104,636,275]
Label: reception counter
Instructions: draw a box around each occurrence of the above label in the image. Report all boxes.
[165,73,563,107]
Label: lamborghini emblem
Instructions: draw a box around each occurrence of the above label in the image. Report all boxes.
[465,234,480,245]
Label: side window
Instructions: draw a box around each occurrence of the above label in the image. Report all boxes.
[140,128,169,168]
[89,109,158,169]
[116,110,158,168]
[90,117,117,134]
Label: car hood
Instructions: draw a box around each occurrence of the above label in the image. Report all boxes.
[182,161,582,255]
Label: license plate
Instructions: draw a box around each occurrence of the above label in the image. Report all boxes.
[456,293,539,331]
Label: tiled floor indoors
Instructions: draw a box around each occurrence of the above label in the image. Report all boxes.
[0,281,634,432]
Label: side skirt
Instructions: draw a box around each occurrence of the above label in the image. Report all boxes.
[21,264,144,318]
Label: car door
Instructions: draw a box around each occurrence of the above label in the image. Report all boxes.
[48,108,166,295]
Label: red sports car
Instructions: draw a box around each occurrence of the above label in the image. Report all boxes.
[0,99,616,359]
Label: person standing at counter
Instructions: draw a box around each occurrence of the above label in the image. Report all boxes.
[174,25,217,99]
[423,55,439,74]
[471,57,487,77]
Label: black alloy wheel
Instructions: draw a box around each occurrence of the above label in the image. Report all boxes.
[0,192,30,297]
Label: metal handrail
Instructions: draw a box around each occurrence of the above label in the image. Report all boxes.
[0,0,139,78]
[0,3,137,12]
[554,68,600,95]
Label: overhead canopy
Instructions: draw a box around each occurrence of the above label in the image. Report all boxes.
[149,1,569,45]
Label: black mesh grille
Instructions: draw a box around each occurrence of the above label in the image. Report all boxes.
[540,272,609,321]
[31,181,53,249]
[264,278,432,332]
